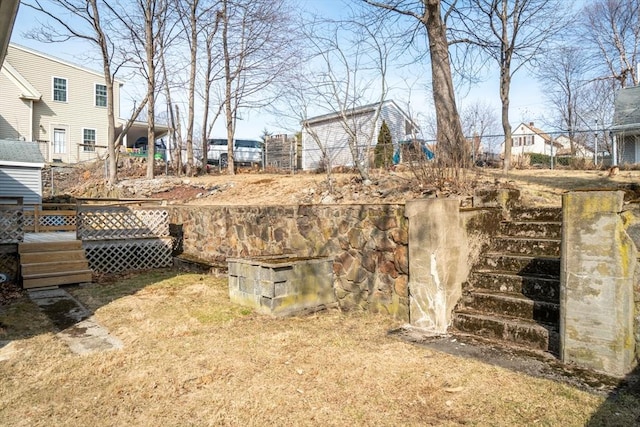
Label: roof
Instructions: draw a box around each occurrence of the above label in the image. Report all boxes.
[302,100,419,130]
[0,139,45,167]
[513,122,562,148]
[0,0,19,65]
[1,61,41,100]
[611,86,640,132]
[9,43,124,86]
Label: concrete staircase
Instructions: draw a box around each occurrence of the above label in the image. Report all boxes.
[452,207,562,354]
[19,240,92,289]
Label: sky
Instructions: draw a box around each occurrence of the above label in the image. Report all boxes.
[7,0,549,141]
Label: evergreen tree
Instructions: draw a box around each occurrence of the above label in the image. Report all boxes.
[374,120,393,168]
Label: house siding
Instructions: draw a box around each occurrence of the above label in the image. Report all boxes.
[301,101,416,171]
[1,45,120,163]
[0,165,42,204]
[621,136,638,164]
[0,70,31,140]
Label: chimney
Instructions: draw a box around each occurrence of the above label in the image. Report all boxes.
[529,122,534,127]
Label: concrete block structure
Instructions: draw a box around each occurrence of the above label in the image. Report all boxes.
[561,191,636,376]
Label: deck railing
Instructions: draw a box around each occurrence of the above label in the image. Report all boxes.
[23,204,77,233]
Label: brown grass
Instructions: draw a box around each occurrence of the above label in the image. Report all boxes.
[0,271,634,426]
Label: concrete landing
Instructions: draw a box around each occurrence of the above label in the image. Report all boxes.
[27,288,123,355]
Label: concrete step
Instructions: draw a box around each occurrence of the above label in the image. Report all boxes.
[461,290,559,324]
[478,253,560,276]
[499,221,562,239]
[510,207,562,222]
[466,271,559,303]
[452,310,559,353]
[491,237,561,257]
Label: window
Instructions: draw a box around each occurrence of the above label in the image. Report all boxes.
[95,84,107,107]
[53,77,67,102]
[83,128,96,152]
[54,128,66,154]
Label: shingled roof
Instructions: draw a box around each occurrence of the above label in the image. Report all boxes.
[0,139,45,166]
[612,86,640,132]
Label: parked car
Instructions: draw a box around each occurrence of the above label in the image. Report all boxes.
[132,137,167,161]
[207,138,262,167]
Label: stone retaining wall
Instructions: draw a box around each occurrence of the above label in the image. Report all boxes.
[167,204,409,320]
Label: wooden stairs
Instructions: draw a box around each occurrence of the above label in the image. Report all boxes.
[19,240,92,289]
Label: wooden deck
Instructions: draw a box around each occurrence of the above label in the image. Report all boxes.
[23,232,77,243]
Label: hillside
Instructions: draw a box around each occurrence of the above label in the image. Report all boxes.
[44,159,640,207]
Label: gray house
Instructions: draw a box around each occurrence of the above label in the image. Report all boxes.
[612,86,640,165]
[0,139,45,205]
[301,100,420,171]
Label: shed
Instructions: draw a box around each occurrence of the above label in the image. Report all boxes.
[0,139,45,205]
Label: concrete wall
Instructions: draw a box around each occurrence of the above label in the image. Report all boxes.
[168,200,498,327]
[167,204,409,320]
[405,199,498,332]
[561,191,637,377]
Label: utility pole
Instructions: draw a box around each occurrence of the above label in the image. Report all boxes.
[594,119,598,167]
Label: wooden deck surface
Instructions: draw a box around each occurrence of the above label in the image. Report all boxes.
[23,232,77,243]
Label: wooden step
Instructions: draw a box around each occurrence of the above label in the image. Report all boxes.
[22,260,90,276]
[19,240,82,253]
[20,250,87,264]
[452,311,559,353]
[22,270,93,289]
[18,238,92,289]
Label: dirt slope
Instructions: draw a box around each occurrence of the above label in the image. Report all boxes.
[46,159,640,207]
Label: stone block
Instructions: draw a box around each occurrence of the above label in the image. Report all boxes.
[228,256,335,316]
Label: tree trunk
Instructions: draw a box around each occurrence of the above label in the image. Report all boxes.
[144,0,156,179]
[185,1,198,177]
[500,69,512,172]
[422,0,466,172]
[222,0,235,174]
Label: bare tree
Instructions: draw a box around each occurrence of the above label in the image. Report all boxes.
[218,0,300,174]
[174,0,219,176]
[364,0,468,174]
[24,0,149,186]
[580,0,640,89]
[459,100,500,161]
[535,45,592,156]
[450,0,566,172]
[296,16,392,181]
[106,0,172,179]
[199,8,223,172]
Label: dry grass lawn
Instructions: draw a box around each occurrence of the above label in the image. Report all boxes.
[0,271,637,426]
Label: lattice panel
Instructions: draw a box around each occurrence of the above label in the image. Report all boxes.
[0,252,19,281]
[0,209,23,244]
[84,238,173,273]
[23,213,76,228]
[78,207,169,240]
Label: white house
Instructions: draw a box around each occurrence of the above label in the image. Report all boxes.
[0,43,166,164]
[301,100,420,171]
[554,135,594,159]
[503,122,562,159]
[612,85,640,165]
